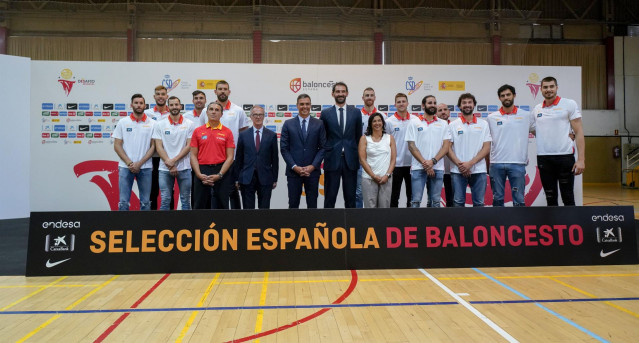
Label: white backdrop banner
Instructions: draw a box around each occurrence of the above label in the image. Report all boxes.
[30,62,582,210]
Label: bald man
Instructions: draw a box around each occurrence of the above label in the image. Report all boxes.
[436,103,454,207]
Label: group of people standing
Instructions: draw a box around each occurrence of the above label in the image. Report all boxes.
[114,76,585,211]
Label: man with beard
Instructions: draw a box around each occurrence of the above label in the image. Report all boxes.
[386,93,421,208]
[113,94,156,210]
[532,76,585,206]
[321,82,362,208]
[406,95,451,207]
[153,96,195,210]
[212,80,250,209]
[183,90,206,124]
[447,93,492,207]
[144,85,170,210]
[436,103,454,207]
[487,85,535,207]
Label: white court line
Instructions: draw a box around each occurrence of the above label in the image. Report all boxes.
[419,268,519,343]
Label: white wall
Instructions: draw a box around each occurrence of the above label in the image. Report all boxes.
[0,54,31,219]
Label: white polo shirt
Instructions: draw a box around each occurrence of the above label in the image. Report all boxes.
[387,113,422,167]
[449,116,492,174]
[183,108,205,124]
[113,114,155,169]
[144,105,170,122]
[152,115,195,171]
[487,107,535,164]
[200,101,249,148]
[405,116,451,171]
[532,96,581,156]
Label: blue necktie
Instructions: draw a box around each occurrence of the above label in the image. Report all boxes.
[302,119,307,141]
[339,107,344,133]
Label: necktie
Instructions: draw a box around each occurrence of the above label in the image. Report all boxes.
[255,130,260,151]
[339,107,345,133]
[302,119,307,141]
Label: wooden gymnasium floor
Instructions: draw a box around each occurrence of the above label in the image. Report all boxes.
[1,184,638,342]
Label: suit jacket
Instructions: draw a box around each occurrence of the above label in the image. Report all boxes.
[280,116,326,178]
[320,105,362,171]
[234,127,279,185]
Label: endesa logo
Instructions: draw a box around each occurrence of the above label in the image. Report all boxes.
[592,214,625,222]
[42,220,81,229]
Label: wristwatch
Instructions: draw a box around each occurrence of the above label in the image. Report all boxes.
[386,173,392,178]
[217,172,223,178]
[431,158,438,165]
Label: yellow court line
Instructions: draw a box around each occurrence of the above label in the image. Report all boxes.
[549,277,639,319]
[1,277,68,311]
[175,273,221,343]
[497,273,639,279]
[16,275,118,343]
[0,284,101,289]
[254,272,270,343]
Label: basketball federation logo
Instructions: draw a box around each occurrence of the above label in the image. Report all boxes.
[290,78,302,93]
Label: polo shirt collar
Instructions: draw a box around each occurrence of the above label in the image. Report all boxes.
[153,105,169,114]
[542,96,561,108]
[206,122,222,130]
[499,106,518,115]
[460,115,477,125]
[423,115,438,125]
[168,115,184,125]
[223,101,232,111]
[130,113,147,122]
[394,112,409,121]
[193,108,203,117]
[362,107,377,115]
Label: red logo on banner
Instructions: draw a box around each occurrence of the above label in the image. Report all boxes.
[290,78,302,93]
[74,160,140,210]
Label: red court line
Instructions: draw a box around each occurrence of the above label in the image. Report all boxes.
[227,270,359,343]
[94,273,170,343]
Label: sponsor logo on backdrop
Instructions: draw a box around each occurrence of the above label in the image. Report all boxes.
[57,68,76,96]
[66,103,77,110]
[197,79,221,89]
[77,78,95,86]
[405,76,423,95]
[289,77,337,93]
[74,160,141,210]
[438,81,465,91]
[526,73,541,99]
[411,105,422,111]
[162,74,181,92]
[595,227,622,243]
[311,105,322,111]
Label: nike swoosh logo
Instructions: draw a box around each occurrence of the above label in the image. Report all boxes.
[46,258,71,268]
[600,249,621,258]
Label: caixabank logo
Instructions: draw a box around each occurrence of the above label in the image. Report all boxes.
[289,77,337,93]
[45,234,76,252]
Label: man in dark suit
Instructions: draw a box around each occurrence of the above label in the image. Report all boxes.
[234,105,279,209]
[320,82,363,208]
[280,94,326,209]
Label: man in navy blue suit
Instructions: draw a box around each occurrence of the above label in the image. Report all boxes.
[234,106,279,209]
[280,94,326,209]
[320,82,363,208]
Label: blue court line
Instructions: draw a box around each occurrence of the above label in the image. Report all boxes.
[473,268,609,343]
[1,297,638,316]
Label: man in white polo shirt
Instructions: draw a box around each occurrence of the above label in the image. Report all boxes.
[487,85,535,207]
[113,94,156,211]
[144,85,170,210]
[386,93,421,208]
[532,76,585,206]
[447,93,492,207]
[183,90,206,124]
[406,95,451,207]
[153,96,195,210]
[436,103,454,207]
[212,80,250,209]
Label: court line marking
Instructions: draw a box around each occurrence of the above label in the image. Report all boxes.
[0,284,100,289]
[15,275,118,343]
[473,268,608,343]
[2,297,639,315]
[94,273,170,343]
[253,272,269,343]
[1,276,67,311]
[175,273,221,343]
[419,268,518,342]
[549,277,639,319]
[225,270,358,343]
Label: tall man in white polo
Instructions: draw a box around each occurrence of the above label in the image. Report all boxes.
[144,85,170,210]
[183,90,206,124]
[153,96,195,210]
[113,94,156,210]
[532,76,585,206]
[406,95,451,207]
[436,103,454,207]
[386,93,421,207]
[447,93,492,207]
[487,85,535,207]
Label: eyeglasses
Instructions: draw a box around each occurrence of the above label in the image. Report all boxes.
[251,113,265,117]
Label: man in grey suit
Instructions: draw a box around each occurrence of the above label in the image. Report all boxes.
[320,82,363,208]
[280,94,326,209]
[234,105,279,209]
